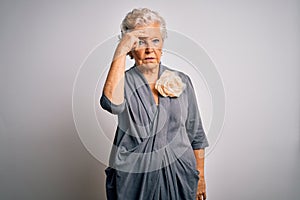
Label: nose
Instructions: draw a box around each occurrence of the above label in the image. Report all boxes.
[145,41,155,53]
[145,46,154,54]
[138,39,156,53]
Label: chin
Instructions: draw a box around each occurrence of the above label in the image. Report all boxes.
[140,62,159,69]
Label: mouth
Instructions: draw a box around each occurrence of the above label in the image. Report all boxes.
[144,57,155,60]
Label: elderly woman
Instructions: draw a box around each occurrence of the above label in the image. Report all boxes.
[100,8,209,200]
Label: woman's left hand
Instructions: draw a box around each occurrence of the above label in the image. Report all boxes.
[196,176,207,200]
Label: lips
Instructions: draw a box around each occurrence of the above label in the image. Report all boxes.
[145,57,155,60]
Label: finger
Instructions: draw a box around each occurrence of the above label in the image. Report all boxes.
[198,195,203,200]
[203,192,207,200]
[122,30,148,43]
[131,41,138,50]
[129,29,148,37]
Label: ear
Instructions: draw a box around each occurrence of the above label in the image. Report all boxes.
[127,51,134,59]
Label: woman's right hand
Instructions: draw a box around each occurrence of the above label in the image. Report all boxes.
[113,30,147,60]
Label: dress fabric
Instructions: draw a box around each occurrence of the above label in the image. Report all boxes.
[100,64,209,200]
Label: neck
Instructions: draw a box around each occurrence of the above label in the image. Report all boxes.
[136,64,160,85]
[136,64,159,74]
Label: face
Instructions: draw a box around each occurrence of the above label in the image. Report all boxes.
[131,23,163,69]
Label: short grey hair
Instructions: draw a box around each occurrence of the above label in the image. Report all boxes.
[120,8,167,40]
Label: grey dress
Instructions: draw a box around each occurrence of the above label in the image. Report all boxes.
[100,64,209,200]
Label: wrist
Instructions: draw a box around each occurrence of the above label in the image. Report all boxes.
[113,49,128,61]
[196,169,205,177]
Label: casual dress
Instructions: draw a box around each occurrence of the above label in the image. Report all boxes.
[100,64,209,200]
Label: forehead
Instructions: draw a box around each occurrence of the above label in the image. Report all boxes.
[134,23,162,38]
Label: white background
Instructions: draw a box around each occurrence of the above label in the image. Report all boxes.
[0,0,299,199]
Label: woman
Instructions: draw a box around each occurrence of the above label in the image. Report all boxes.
[100,8,209,200]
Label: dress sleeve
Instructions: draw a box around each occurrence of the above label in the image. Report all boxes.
[100,93,126,115]
[185,76,209,149]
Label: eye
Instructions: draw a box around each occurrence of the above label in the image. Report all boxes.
[152,39,160,45]
[139,40,146,46]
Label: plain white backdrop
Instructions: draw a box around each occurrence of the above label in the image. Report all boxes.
[0,0,299,199]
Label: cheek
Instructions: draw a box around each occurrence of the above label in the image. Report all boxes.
[154,49,162,60]
[134,50,145,59]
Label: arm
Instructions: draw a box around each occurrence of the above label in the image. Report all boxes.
[193,148,207,200]
[103,30,146,105]
[103,49,126,105]
[184,76,208,199]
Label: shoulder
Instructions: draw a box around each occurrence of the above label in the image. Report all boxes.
[160,64,192,85]
[124,65,136,75]
[123,65,139,82]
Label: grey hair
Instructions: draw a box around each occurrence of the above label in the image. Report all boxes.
[120,8,167,40]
